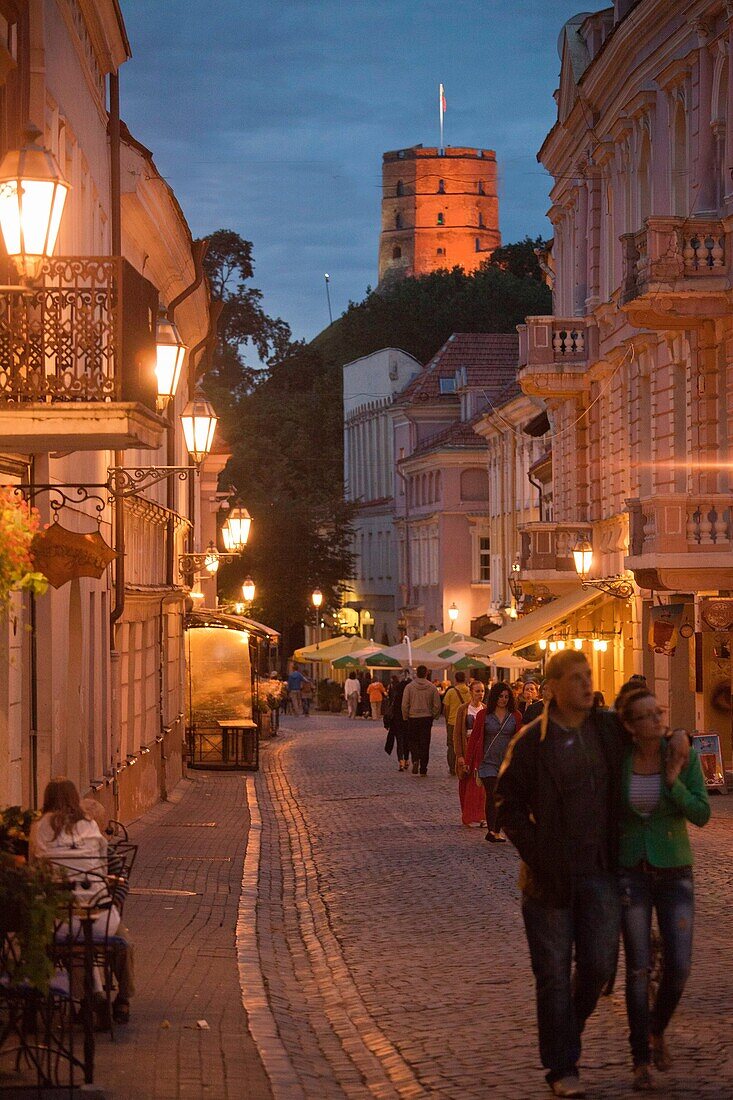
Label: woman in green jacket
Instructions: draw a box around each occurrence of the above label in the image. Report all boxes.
[617,688,710,1091]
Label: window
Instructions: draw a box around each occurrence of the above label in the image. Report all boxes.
[475,237,481,252]
[479,537,491,582]
[437,212,444,225]
[392,245,402,259]
[436,247,445,256]
[395,212,402,230]
[477,180,485,195]
[396,179,404,196]
[438,179,445,193]
[478,213,484,228]
[439,377,456,394]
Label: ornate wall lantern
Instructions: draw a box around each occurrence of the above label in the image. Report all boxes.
[0,125,70,279]
[180,391,218,465]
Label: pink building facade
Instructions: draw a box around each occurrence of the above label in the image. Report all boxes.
[518,0,733,761]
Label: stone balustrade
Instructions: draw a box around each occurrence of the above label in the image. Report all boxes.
[628,495,733,556]
[519,521,592,575]
[622,217,727,304]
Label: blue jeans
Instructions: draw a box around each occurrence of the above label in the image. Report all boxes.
[522,873,620,1081]
[620,866,694,1067]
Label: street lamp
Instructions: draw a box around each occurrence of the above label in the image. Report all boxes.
[180,390,218,465]
[311,588,323,648]
[508,559,523,601]
[311,588,323,610]
[155,312,186,410]
[0,125,70,280]
[242,576,256,603]
[572,537,593,579]
[203,542,220,575]
[221,503,252,553]
[448,602,459,625]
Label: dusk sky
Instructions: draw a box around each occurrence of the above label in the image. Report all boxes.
[120,1,595,345]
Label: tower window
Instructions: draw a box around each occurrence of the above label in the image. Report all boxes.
[392,246,402,259]
[436,247,445,256]
[478,181,485,195]
[395,212,402,229]
[438,179,445,193]
[396,179,404,196]
[475,237,481,251]
[437,212,444,225]
[478,213,484,228]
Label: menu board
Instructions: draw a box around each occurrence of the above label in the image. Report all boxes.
[691,734,727,791]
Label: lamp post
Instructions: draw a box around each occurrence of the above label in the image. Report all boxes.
[0,125,70,280]
[572,534,635,599]
[311,588,323,648]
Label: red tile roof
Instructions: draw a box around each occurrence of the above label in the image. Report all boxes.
[395,332,519,406]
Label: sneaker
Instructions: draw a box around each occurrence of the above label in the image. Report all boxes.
[550,1076,586,1098]
[485,831,507,843]
[411,761,419,774]
[632,1065,654,1091]
[651,1035,672,1072]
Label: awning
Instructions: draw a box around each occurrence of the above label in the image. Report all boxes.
[293,635,369,663]
[412,630,486,651]
[476,589,606,653]
[185,608,278,640]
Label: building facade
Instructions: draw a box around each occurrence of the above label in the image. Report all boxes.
[343,348,422,643]
[378,145,501,286]
[392,333,518,636]
[516,0,733,751]
[0,1,213,817]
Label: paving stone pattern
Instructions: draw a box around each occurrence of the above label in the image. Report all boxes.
[93,774,272,1100]
[251,715,733,1100]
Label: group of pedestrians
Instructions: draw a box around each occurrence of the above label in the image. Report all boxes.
[375,654,711,1095]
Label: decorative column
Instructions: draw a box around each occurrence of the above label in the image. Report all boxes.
[585,168,601,311]
[725,2,733,212]
[574,173,588,316]
[694,19,716,213]
[651,89,671,214]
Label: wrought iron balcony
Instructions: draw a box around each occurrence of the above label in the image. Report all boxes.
[517,316,596,397]
[627,494,733,592]
[0,256,166,452]
[621,217,729,324]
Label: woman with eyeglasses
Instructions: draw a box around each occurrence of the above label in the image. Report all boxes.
[617,689,710,1092]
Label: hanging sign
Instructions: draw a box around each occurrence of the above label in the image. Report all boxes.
[648,603,684,656]
[30,524,116,588]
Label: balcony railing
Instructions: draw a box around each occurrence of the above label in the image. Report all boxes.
[0,256,158,406]
[628,495,733,557]
[621,217,727,305]
[519,521,592,574]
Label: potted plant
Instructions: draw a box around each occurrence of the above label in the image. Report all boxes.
[0,853,68,990]
[0,487,47,607]
[0,805,40,862]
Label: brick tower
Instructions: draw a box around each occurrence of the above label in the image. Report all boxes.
[378,145,500,287]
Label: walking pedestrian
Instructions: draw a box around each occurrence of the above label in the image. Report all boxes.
[357,672,371,718]
[300,675,314,716]
[453,679,488,825]
[522,679,549,725]
[387,673,411,770]
[518,679,540,716]
[495,650,689,1098]
[401,664,441,776]
[344,672,361,718]
[442,671,471,775]
[616,689,710,1092]
[367,677,388,720]
[286,664,306,716]
[470,682,522,843]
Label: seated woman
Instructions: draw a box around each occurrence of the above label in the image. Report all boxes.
[616,690,710,1092]
[31,778,123,1024]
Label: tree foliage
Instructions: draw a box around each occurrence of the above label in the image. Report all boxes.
[487,235,551,281]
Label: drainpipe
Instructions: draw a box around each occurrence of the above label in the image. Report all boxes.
[528,472,543,517]
[158,591,182,801]
[109,68,125,629]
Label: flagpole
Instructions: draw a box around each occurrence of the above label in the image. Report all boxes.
[439,83,444,151]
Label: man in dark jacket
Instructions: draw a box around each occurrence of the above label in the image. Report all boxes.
[496,650,687,1098]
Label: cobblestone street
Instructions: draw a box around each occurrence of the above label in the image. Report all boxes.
[245,715,733,1100]
[88,714,733,1100]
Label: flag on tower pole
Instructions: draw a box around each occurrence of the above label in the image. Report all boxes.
[439,83,446,150]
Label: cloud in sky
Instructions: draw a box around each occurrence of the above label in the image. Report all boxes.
[120,0,597,342]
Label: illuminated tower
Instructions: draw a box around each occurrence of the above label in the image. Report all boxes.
[378,145,500,287]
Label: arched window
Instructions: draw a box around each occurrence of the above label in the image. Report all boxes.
[671,101,688,216]
[715,60,728,207]
[475,237,481,252]
[392,246,402,259]
[395,212,402,230]
[477,180,485,195]
[437,212,444,225]
[438,179,445,193]
[396,179,404,197]
[436,247,445,256]
[478,212,484,228]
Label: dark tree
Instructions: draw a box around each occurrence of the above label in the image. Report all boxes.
[487,235,551,281]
